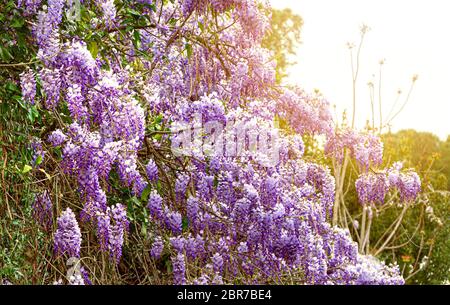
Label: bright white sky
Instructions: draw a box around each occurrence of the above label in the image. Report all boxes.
[270,0,450,140]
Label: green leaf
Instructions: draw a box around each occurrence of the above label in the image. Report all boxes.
[39,168,51,180]
[27,109,34,123]
[130,196,142,206]
[0,46,13,62]
[185,43,193,59]
[22,165,32,174]
[141,224,147,236]
[140,184,152,202]
[198,21,204,32]
[154,114,163,124]
[27,105,39,123]
[35,154,43,166]
[156,180,162,193]
[88,41,98,58]
[182,217,189,231]
[169,18,177,26]
[10,17,24,28]
[127,8,141,16]
[6,82,19,93]
[133,30,141,49]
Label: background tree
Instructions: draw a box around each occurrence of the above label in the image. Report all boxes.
[435,135,450,190]
[263,8,303,83]
[380,130,449,283]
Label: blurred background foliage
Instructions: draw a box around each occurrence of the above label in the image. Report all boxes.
[262,8,303,83]
[379,130,450,284]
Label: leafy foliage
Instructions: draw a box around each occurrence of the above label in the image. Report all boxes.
[262,8,303,83]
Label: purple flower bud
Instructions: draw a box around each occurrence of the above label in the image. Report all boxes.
[146,159,159,182]
[172,253,186,285]
[151,237,164,259]
[170,236,185,253]
[48,129,67,146]
[32,191,53,230]
[109,204,129,263]
[39,67,61,110]
[54,208,82,258]
[355,173,389,205]
[175,173,190,202]
[20,68,36,104]
[165,210,183,235]
[147,191,164,220]
[212,253,223,273]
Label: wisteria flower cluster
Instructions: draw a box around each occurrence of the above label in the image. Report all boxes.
[325,128,384,171]
[54,208,81,258]
[17,0,416,285]
[355,162,421,205]
[145,153,403,284]
[32,191,53,230]
[96,204,129,263]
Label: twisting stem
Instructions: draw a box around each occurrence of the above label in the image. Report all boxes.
[350,25,368,128]
[359,206,367,252]
[374,203,409,256]
[368,81,375,129]
[378,60,384,133]
[385,76,418,125]
[362,208,372,254]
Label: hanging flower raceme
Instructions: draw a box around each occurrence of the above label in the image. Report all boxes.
[98,0,117,29]
[32,191,53,230]
[355,172,390,205]
[355,162,421,205]
[48,129,67,146]
[30,138,45,167]
[20,68,36,104]
[172,253,186,285]
[325,129,383,171]
[95,204,129,263]
[352,255,405,285]
[390,170,421,203]
[39,67,61,110]
[17,0,43,16]
[54,208,82,258]
[146,159,159,182]
[150,236,164,259]
[277,88,334,136]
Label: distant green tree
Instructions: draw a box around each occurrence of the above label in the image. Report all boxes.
[382,130,443,186]
[262,8,303,83]
[377,130,449,284]
[435,135,450,190]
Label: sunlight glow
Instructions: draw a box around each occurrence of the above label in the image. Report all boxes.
[271,0,450,139]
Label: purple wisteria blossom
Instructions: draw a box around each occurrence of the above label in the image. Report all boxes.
[172,253,186,285]
[32,191,53,230]
[95,204,129,263]
[20,69,36,104]
[151,236,164,259]
[54,208,82,257]
[146,159,159,182]
[356,165,421,205]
